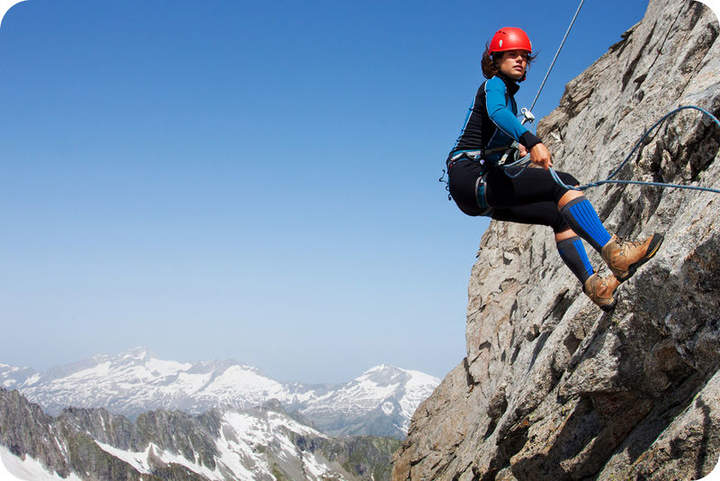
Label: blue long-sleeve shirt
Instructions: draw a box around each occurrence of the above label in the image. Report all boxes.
[452,74,541,162]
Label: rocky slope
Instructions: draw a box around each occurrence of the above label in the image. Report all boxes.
[0,387,400,481]
[393,1,720,480]
[2,348,439,439]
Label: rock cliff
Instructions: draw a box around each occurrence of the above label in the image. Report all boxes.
[393,1,720,480]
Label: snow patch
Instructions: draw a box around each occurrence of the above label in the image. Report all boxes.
[145,358,192,376]
[302,450,335,479]
[65,362,112,381]
[0,446,83,481]
[94,441,151,474]
[95,441,225,480]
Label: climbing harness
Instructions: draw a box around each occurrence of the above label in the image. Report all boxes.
[439,151,480,200]
[440,147,507,200]
[440,1,585,199]
[475,175,492,215]
[441,0,720,208]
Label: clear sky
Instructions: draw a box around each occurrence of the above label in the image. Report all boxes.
[0,0,689,384]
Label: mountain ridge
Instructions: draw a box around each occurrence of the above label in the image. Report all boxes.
[0,387,401,481]
[1,347,440,439]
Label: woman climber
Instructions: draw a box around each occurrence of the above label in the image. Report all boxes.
[446,27,663,311]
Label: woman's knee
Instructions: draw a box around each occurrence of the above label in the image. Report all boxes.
[552,218,572,234]
[557,171,579,186]
[554,171,581,204]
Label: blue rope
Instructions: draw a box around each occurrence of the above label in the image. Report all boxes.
[503,156,532,179]
[509,105,720,195]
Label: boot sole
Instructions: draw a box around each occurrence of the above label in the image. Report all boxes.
[616,233,664,283]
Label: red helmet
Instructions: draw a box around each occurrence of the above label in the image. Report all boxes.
[488,27,532,55]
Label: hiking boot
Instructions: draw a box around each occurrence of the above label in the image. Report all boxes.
[583,273,620,312]
[601,233,664,282]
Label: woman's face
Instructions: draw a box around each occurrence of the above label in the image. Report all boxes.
[498,50,529,80]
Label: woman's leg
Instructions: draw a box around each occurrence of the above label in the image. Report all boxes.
[486,164,614,252]
[485,164,576,206]
[557,189,663,281]
[555,229,594,284]
[491,204,593,284]
[492,204,620,310]
[557,192,612,253]
[486,165,661,307]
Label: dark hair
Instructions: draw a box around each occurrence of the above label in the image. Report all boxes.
[481,42,537,81]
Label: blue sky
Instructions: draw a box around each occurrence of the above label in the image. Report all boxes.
[0,0,685,383]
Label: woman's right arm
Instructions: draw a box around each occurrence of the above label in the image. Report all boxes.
[485,77,549,166]
[530,143,553,170]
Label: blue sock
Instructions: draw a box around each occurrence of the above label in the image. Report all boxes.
[560,197,612,252]
[557,236,594,283]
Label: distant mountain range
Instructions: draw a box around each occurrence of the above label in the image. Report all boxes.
[0,387,401,481]
[0,347,440,439]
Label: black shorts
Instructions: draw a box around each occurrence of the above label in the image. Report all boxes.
[448,158,579,233]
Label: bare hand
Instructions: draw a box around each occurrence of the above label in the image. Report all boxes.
[530,143,553,170]
[518,144,528,158]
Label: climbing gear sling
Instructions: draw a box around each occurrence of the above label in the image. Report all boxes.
[444,145,520,215]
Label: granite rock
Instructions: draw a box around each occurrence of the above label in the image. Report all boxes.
[393,1,720,480]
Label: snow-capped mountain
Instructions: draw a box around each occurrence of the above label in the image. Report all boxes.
[16,348,316,418]
[0,388,399,481]
[2,348,440,439]
[301,364,439,437]
[0,362,36,389]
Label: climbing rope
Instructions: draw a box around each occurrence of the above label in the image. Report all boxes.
[501,0,586,175]
[529,0,586,113]
[546,105,720,195]
[440,1,720,200]
[503,0,720,196]
[440,1,586,192]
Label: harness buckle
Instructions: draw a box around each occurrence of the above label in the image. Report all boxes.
[447,149,485,167]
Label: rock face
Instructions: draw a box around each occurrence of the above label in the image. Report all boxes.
[393,1,720,480]
[0,388,400,481]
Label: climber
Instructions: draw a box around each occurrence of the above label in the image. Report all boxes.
[446,27,663,311]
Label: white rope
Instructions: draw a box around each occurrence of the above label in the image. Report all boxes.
[529,0,586,113]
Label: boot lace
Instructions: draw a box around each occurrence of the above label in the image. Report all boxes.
[615,236,644,252]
